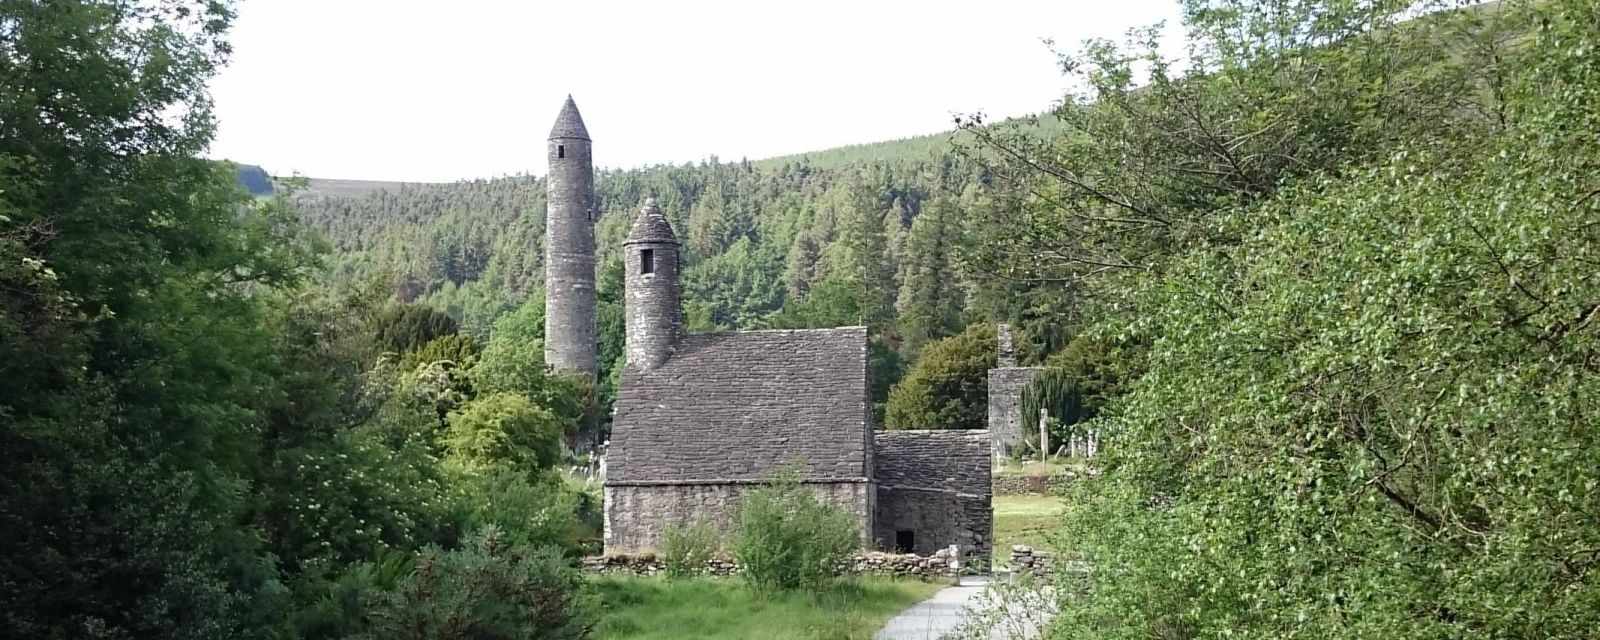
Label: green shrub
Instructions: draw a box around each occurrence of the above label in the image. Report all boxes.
[442,392,565,474]
[1046,3,1600,637]
[469,304,589,430]
[359,527,595,640]
[374,303,460,353]
[397,333,480,372]
[734,471,859,592]
[660,518,720,579]
[884,323,997,430]
[455,469,582,554]
[288,548,414,639]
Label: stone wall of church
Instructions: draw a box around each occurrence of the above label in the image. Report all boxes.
[872,430,992,571]
[603,480,873,554]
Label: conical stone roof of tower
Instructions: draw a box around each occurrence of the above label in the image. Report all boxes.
[548,95,590,140]
[625,197,679,245]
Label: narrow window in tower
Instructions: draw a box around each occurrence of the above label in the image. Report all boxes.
[557,144,565,159]
[640,249,655,275]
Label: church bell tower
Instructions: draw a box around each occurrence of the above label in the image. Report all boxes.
[544,95,598,377]
[624,197,681,371]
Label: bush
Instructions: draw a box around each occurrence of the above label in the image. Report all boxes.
[1050,3,1600,637]
[455,469,582,554]
[469,301,589,430]
[374,303,460,353]
[660,518,720,579]
[397,333,479,372]
[884,323,997,429]
[734,471,859,592]
[442,392,565,474]
[359,527,595,640]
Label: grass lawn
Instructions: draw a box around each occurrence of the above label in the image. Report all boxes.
[994,456,1091,478]
[993,494,1067,567]
[592,575,945,640]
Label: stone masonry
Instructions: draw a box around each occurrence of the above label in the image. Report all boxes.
[873,430,993,570]
[581,548,965,581]
[987,324,1043,460]
[603,480,874,552]
[543,95,598,377]
[988,367,1042,460]
[623,198,681,371]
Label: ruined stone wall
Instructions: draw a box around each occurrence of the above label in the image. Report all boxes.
[872,430,992,570]
[993,472,1084,496]
[987,367,1043,460]
[544,134,597,377]
[1008,545,1053,576]
[603,480,873,553]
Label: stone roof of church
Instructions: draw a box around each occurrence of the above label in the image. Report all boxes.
[608,326,871,484]
[625,198,678,245]
[873,430,991,496]
[548,95,590,140]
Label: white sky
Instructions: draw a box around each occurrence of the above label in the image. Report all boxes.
[207,0,1184,183]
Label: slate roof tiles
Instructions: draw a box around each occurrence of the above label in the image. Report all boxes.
[609,326,871,483]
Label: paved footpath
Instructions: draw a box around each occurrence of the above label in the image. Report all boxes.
[874,575,993,640]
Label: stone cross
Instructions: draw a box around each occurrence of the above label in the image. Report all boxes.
[1040,408,1049,463]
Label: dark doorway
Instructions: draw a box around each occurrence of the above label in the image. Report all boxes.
[557,144,565,159]
[894,530,915,553]
[640,248,655,275]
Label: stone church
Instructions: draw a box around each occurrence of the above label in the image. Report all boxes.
[540,97,993,565]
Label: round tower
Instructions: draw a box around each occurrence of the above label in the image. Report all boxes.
[624,197,681,371]
[544,95,597,378]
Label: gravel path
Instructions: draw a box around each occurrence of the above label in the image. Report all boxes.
[874,575,993,640]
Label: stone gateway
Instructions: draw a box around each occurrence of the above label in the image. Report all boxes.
[543,98,992,568]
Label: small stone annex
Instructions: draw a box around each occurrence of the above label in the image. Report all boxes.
[540,97,993,568]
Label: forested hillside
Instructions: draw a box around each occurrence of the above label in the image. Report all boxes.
[284,133,1070,418]
[286,138,1037,337]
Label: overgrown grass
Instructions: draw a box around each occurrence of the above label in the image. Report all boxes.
[992,494,1066,567]
[592,576,944,639]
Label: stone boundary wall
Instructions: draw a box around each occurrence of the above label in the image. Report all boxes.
[581,548,963,581]
[993,473,1072,496]
[1008,545,1053,576]
[993,467,1100,495]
